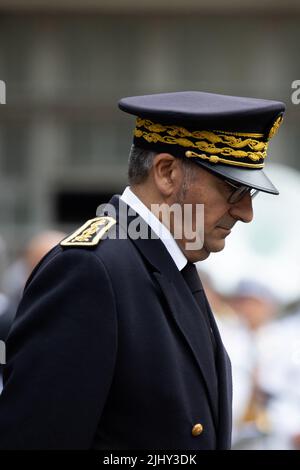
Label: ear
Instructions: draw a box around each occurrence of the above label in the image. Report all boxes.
[152,153,184,197]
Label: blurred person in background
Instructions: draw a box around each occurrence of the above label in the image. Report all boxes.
[199,270,256,447]
[0,230,66,392]
[230,279,279,332]
[0,235,10,343]
[0,290,8,392]
[0,230,66,341]
[0,91,285,449]
[0,235,9,392]
[228,279,282,449]
[255,306,300,449]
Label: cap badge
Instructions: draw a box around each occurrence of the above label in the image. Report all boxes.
[268,115,283,140]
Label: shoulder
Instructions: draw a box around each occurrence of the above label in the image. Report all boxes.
[25,215,139,289]
[24,217,116,291]
[59,215,138,265]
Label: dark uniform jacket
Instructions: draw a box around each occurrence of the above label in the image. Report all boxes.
[0,196,232,449]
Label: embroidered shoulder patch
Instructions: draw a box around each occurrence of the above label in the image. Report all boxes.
[60,216,116,247]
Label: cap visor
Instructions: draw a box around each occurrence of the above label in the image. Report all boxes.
[194,161,279,195]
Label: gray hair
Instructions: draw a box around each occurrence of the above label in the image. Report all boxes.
[128,145,157,185]
[128,144,197,191]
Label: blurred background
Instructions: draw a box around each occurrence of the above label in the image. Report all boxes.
[0,0,300,450]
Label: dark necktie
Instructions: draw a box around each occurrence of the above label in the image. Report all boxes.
[181,262,217,352]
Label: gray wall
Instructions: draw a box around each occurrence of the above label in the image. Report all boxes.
[0,12,299,257]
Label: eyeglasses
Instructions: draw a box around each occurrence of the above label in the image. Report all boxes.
[224,179,259,204]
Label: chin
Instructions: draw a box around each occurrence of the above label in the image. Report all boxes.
[205,239,226,253]
[185,238,225,262]
[188,249,211,263]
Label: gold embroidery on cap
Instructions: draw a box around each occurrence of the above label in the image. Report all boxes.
[134,118,268,164]
[134,128,267,162]
[136,118,266,149]
[136,118,264,140]
[268,115,283,140]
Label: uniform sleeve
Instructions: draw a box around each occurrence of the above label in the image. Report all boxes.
[0,248,118,449]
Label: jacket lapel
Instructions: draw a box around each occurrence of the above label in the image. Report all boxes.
[203,295,233,448]
[152,271,219,425]
[216,346,232,449]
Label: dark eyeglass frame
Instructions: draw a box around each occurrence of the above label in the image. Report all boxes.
[224,179,259,204]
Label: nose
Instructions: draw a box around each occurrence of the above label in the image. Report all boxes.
[229,192,254,223]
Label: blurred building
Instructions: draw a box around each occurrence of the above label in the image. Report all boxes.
[0,0,299,263]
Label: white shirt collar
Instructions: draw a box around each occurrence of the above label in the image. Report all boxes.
[120,186,187,271]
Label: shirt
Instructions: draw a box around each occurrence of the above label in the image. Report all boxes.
[121,186,187,271]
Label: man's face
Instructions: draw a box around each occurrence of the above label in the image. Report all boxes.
[174,165,254,262]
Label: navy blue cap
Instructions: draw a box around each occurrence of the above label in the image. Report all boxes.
[118,91,286,194]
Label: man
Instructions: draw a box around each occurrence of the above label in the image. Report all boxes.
[0,91,285,449]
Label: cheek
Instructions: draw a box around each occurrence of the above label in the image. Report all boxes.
[203,202,227,232]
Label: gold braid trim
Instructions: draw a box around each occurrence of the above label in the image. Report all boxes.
[135,118,267,163]
[185,151,265,168]
[136,118,266,149]
[213,128,264,138]
[134,129,267,162]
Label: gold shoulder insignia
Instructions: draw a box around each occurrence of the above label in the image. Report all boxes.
[60,216,116,248]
